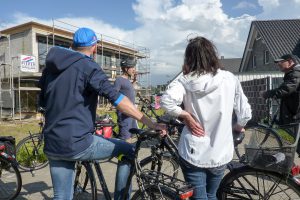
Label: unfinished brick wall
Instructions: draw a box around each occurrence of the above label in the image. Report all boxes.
[240,77,283,123]
[241,78,269,122]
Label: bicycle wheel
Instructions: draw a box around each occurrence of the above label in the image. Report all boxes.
[235,125,283,160]
[217,165,300,200]
[0,158,22,200]
[73,162,97,200]
[16,134,48,171]
[140,153,179,178]
[131,185,176,200]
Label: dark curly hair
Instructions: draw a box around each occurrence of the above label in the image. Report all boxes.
[182,36,221,76]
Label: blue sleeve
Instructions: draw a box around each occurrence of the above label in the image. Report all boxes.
[88,67,122,104]
[113,94,125,106]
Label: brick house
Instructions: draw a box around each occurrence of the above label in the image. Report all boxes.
[239,19,300,122]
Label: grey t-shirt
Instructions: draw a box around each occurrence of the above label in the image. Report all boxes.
[114,76,135,103]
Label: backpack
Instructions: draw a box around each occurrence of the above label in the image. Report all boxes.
[0,136,16,156]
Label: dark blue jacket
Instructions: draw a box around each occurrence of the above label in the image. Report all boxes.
[39,47,121,157]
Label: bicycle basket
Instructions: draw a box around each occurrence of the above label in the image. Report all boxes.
[245,124,300,174]
[0,136,16,156]
[245,146,295,174]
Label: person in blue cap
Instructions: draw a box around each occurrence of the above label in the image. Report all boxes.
[38,27,166,200]
[114,58,138,142]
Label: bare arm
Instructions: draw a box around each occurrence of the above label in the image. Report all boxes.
[116,96,161,130]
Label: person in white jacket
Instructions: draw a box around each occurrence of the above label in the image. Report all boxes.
[161,36,252,200]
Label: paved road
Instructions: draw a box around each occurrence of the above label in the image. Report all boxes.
[16,143,175,200]
[17,158,120,200]
[15,133,300,200]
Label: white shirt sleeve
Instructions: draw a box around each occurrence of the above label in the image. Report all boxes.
[161,79,185,117]
[233,78,252,126]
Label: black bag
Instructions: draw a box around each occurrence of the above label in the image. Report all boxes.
[0,136,16,156]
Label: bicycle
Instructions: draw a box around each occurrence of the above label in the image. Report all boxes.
[137,93,159,125]
[95,114,118,138]
[237,98,299,162]
[73,128,194,200]
[15,108,48,172]
[137,93,184,142]
[0,136,22,200]
[217,123,300,199]
[73,116,182,200]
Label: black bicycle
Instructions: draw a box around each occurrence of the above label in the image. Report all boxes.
[73,128,194,200]
[0,136,22,200]
[217,123,300,199]
[235,98,299,164]
[15,108,48,172]
[137,93,183,142]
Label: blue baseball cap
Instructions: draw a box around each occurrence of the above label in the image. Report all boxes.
[73,27,98,47]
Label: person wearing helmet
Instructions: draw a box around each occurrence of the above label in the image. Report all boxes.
[114,58,138,142]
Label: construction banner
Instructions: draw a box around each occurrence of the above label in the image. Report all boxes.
[20,55,39,73]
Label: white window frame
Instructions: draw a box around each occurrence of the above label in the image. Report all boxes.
[252,55,257,69]
[264,50,269,65]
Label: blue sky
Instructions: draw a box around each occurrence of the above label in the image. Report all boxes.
[0,0,299,85]
[0,0,262,29]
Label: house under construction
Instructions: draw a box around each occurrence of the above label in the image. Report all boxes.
[0,20,150,120]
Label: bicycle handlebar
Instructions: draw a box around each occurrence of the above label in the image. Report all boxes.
[129,128,160,139]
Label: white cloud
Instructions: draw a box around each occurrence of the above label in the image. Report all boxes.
[233,2,257,9]
[3,0,300,85]
[131,0,254,84]
[256,0,300,21]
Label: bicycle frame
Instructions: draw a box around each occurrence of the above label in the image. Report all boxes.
[82,129,193,200]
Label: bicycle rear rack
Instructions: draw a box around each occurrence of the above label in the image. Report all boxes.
[141,169,194,195]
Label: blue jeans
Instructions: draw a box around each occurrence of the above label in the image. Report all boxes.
[48,135,134,200]
[180,158,226,200]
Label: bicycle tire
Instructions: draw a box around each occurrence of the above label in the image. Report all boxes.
[16,134,48,171]
[235,125,283,160]
[73,161,97,200]
[140,153,179,178]
[217,165,300,200]
[131,185,176,200]
[0,157,22,200]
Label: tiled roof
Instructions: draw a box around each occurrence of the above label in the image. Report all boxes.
[253,19,300,62]
[219,58,241,73]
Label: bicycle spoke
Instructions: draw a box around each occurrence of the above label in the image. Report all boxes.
[220,166,300,200]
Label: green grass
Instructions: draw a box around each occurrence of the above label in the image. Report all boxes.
[0,108,165,143]
[0,120,42,143]
[275,128,296,144]
[16,141,48,168]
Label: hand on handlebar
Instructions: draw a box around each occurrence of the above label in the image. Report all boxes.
[233,124,245,132]
[154,123,167,136]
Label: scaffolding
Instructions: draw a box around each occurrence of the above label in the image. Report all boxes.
[0,19,151,120]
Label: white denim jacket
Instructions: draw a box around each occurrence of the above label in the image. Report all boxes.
[161,70,252,168]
